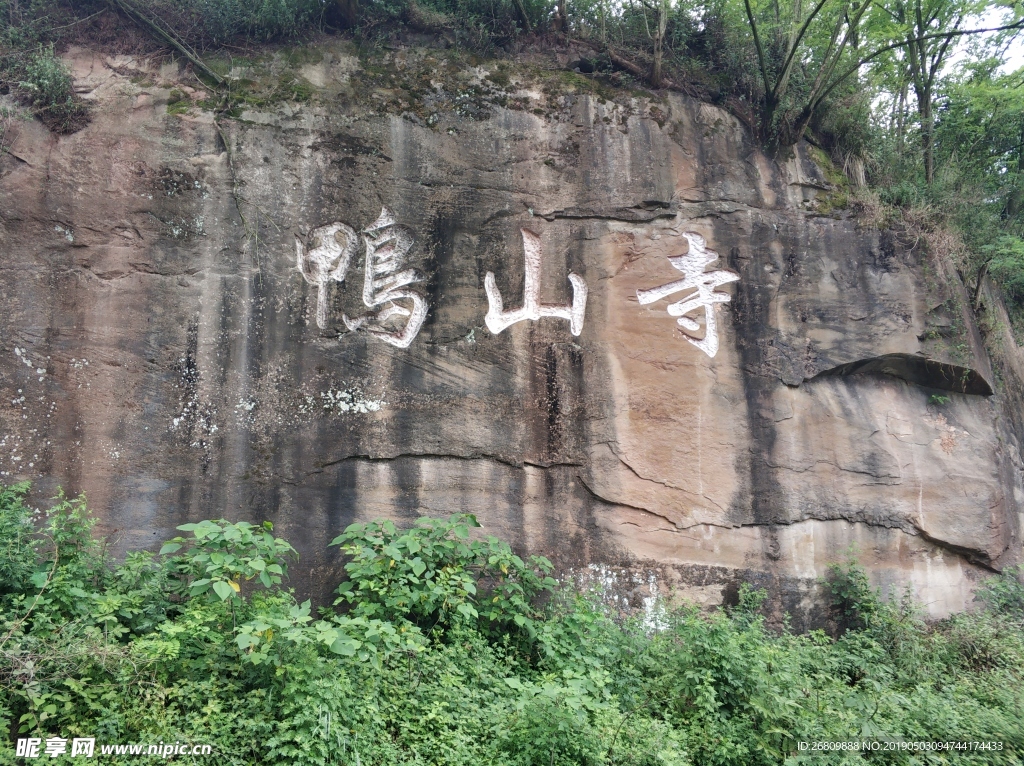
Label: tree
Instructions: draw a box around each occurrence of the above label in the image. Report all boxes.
[740,0,873,150]
[932,61,1024,305]
[650,0,670,88]
[737,0,1022,153]
[870,0,986,185]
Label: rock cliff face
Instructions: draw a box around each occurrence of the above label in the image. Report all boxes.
[2,44,1022,623]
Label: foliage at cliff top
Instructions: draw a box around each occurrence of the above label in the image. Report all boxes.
[1,482,1023,764]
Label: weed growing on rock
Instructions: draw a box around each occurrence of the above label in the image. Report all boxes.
[16,46,88,133]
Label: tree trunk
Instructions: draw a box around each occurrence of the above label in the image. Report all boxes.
[845,155,866,187]
[974,259,991,311]
[764,95,781,149]
[106,0,224,86]
[651,31,663,87]
[650,0,668,88]
[512,0,532,33]
[919,89,933,185]
[895,81,907,143]
[332,0,359,28]
[554,0,567,33]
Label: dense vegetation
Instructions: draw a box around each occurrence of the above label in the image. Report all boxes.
[1,482,1023,764]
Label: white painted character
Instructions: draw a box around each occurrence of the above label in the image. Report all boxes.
[485,228,588,336]
[343,207,428,349]
[635,232,739,358]
[296,222,358,329]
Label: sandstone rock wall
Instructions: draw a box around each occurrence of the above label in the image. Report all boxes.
[1,44,1021,623]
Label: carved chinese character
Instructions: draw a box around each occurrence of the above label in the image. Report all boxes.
[485,228,588,336]
[343,208,427,349]
[636,232,739,358]
[296,222,358,329]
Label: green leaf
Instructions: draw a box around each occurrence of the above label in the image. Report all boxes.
[159,542,182,555]
[329,637,360,656]
[235,633,259,650]
[212,581,234,601]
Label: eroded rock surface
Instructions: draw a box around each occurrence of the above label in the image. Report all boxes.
[1,45,1021,623]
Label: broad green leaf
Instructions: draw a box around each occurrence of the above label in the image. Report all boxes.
[329,637,360,656]
[212,581,234,601]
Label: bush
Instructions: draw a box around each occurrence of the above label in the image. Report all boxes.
[331,514,556,645]
[17,46,88,133]
[2,484,1023,765]
[823,555,880,632]
[976,565,1024,619]
[137,0,326,45]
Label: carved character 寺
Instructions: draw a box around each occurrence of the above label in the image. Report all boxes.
[636,232,739,358]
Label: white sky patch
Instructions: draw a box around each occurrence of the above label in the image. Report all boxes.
[947,8,1024,74]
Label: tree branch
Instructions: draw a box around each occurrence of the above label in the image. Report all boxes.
[511,0,532,34]
[771,0,833,102]
[810,20,1024,117]
[806,0,871,112]
[106,0,224,86]
[744,0,774,100]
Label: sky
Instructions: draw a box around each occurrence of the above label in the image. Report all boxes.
[950,6,1024,74]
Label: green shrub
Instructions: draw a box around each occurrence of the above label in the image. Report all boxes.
[135,0,325,45]
[824,556,880,631]
[986,236,1024,307]
[2,484,1023,765]
[976,565,1024,619]
[331,514,556,645]
[17,45,88,132]
[0,482,36,598]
